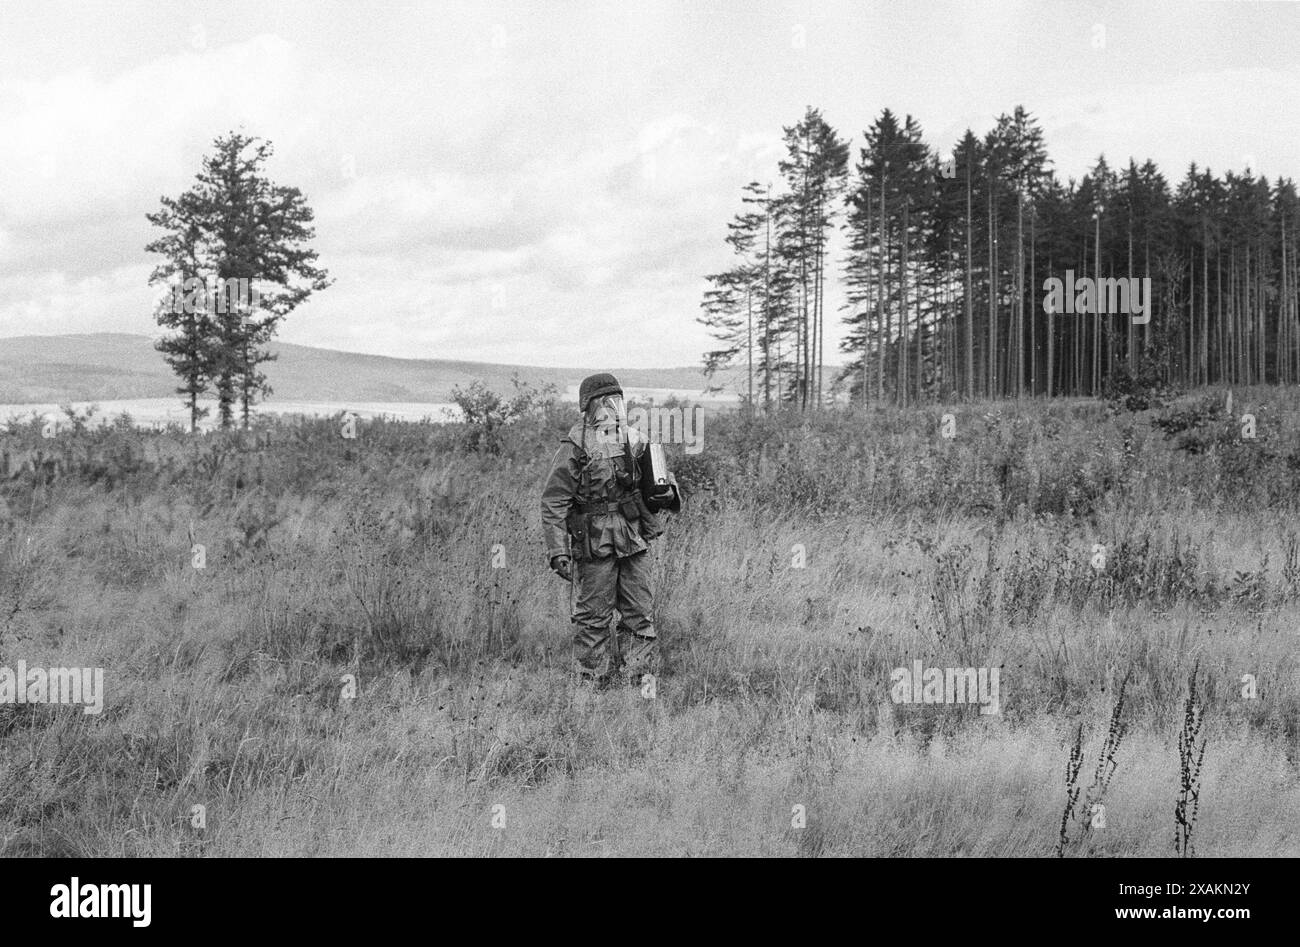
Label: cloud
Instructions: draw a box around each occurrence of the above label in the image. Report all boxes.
[6,4,1297,370]
[1036,67,1300,183]
[0,264,154,336]
[0,35,308,223]
[0,25,764,367]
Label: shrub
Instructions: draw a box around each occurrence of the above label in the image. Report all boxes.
[449,375,557,453]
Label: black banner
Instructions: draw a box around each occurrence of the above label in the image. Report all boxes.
[0,856,1286,934]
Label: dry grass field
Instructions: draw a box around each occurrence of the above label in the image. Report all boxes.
[1,387,1298,856]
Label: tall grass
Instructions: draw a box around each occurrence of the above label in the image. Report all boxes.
[1,390,1298,855]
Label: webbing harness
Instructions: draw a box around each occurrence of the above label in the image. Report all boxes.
[572,418,639,510]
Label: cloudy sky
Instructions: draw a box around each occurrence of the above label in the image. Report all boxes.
[2,0,1299,368]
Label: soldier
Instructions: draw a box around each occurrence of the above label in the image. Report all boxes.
[540,373,680,686]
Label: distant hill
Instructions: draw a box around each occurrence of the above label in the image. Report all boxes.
[0,333,747,404]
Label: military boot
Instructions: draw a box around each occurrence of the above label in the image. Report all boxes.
[617,632,659,686]
[572,649,617,689]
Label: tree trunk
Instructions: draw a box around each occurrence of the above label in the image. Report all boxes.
[987,184,996,399]
[965,158,974,400]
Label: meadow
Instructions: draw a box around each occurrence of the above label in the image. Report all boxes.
[1,387,1298,857]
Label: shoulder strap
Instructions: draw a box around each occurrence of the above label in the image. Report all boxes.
[618,446,636,482]
[572,420,592,500]
[561,426,589,466]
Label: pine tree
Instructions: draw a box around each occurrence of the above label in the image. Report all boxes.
[147,132,332,429]
[145,200,216,432]
[777,106,849,410]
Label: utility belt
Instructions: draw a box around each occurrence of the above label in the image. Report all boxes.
[566,492,647,560]
[575,498,638,516]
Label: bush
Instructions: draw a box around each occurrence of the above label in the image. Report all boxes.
[449,375,558,453]
[1103,353,1179,413]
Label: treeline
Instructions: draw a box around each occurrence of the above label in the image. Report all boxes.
[701,105,1300,406]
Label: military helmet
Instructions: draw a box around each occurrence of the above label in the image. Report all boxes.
[578,372,623,411]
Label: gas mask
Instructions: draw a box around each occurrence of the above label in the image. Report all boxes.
[587,394,627,444]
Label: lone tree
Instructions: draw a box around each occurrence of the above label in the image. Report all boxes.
[146,132,331,430]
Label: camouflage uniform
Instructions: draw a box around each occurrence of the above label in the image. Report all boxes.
[541,378,672,683]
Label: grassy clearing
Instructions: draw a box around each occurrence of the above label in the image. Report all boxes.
[1,388,1298,856]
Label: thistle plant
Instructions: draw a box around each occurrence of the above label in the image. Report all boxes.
[1174,661,1206,857]
[1057,674,1129,856]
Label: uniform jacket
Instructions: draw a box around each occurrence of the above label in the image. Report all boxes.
[540,422,667,561]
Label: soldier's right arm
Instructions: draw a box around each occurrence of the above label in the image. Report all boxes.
[540,441,580,561]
